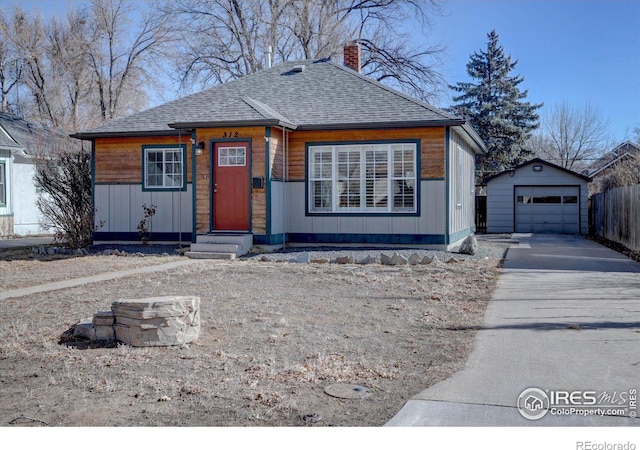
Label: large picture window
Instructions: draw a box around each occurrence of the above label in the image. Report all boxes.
[143,146,185,190]
[308,143,417,213]
[0,162,6,205]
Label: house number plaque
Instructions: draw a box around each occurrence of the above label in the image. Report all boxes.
[222,131,239,138]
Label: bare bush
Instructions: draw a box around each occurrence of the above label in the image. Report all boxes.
[34,145,98,249]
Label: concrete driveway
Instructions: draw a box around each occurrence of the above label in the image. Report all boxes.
[387,233,640,426]
[0,236,54,249]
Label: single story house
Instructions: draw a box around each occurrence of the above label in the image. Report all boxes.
[0,112,68,237]
[72,44,486,250]
[582,141,639,195]
[484,158,590,234]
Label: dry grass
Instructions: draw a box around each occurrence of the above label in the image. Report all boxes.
[0,254,502,427]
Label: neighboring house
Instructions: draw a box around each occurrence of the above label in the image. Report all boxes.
[582,141,639,194]
[72,44,486,250]
[0,112,69,237]
[485,158,590,234]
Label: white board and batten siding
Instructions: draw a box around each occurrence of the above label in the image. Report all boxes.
[486,161,589,234]
[94,184,192,235]
[448,130,477,240]
[285,179,446,236]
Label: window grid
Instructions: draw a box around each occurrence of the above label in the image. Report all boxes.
[144,148,183,189]
[309,143,416,214]
[218,147,246,166]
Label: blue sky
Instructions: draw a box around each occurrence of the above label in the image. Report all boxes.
[431,0,640,142]
[3,0,640,142]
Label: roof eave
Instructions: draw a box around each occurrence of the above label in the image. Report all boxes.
[459,123,487,154]
[70,130,182,140]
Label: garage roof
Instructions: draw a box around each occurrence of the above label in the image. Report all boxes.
[483,158,591,184]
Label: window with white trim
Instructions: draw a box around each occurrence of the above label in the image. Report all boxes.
[0,162,6,205]
[143,147,184,189]
[308,143,416,213]
[218,146,246,166]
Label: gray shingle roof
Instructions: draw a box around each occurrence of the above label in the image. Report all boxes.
[0,112,73,155]
[582,141,639,177]
[74,59,465,138]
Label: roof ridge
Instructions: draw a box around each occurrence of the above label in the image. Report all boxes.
[241,96,295,125]
[325,60,460,121]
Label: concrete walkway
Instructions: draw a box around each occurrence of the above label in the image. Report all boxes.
[387,234,640,426]
[0,259,201,301]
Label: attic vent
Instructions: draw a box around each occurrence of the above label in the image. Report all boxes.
[292,65,305,73]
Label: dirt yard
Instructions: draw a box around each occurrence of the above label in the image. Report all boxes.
[0,246,505,427]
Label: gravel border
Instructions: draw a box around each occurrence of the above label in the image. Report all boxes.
[87,235,514,262]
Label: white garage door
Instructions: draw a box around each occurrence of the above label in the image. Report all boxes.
[515,186,580,233]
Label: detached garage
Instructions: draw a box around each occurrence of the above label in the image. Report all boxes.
[485,158,591,234]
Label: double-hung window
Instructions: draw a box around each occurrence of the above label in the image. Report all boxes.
[308,142,417,214]
[143,145,185,190]
[0,162,6,205]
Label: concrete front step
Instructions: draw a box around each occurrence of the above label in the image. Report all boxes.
[186,233,252,259]
[184,252,236,260]
[189,243,241,254]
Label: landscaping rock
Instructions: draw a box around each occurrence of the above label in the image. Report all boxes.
[408,253,421,265]
[95,325,115,341]
[357,255,378,265]
[311,258,330,264]
[112,296,200,347]
[92,310,114,327]
[421,255,439,265]
[296,252,310,263]
[380,253,392,265]
[334,256,353,264]
[74,319,96,340]
[446,256,461,264]
[389,253,408,265]
[459,235,478,255]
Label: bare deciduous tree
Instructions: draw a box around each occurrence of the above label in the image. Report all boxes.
[0,10,24,113]
[532,101,611,171]
[161,0,445,101]
[87,0,175,121]
[1,1,175,131]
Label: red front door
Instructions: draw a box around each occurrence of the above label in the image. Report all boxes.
[212,142,250,231]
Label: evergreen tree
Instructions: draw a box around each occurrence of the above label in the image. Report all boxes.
[450,30,542,178]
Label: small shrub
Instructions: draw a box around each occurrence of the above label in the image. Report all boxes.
[137,204,156,245]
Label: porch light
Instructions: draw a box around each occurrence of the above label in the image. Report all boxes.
[196,141,205,155]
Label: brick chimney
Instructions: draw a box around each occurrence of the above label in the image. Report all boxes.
[343,41,361,73]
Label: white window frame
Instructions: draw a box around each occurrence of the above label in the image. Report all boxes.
[0,162,6,205]
[218,146,246,167]
[143,146,184,190]
[308,143,417,214]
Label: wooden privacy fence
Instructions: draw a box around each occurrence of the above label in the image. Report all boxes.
[590,184,640,251]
